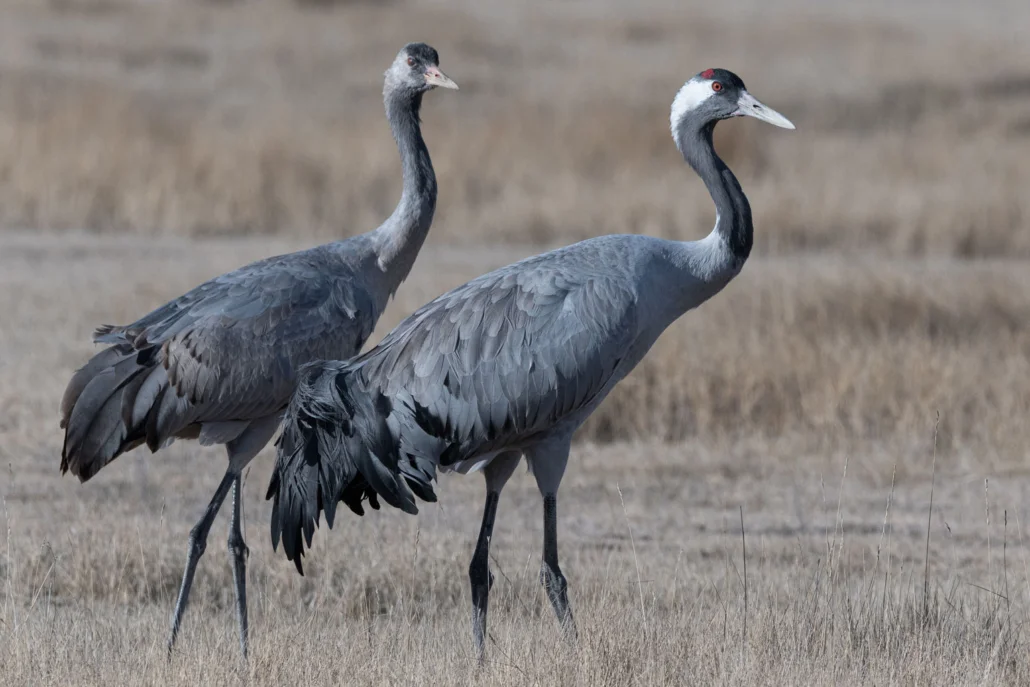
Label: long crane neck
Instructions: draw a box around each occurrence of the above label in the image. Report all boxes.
[372,90,437,285]
[678,120,753,262]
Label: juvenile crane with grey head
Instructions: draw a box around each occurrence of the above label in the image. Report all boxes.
[58,42,457,657]
[268,68,793,658]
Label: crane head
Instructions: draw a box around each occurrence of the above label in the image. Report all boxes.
[385,43,459,98]
[671,68,794,143]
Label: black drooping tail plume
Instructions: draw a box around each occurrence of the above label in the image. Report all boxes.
[267,360,440,574]
[59,328,175,482]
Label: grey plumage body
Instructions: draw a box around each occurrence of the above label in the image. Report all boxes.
[58,42,457,657]
[271,231,738,519]
[62,240,383,475]
[268,67,794,658]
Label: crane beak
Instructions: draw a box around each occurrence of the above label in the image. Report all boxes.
[734,91,795,129]
[424,66,459,90]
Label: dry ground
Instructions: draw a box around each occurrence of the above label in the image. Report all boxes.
[2,234,1030,685]
[1,0,1030,684]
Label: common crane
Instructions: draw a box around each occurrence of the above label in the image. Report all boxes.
[58,42,457,657]
[267,68,793,658]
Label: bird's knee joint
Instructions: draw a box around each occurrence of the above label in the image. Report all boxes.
[540,564,567,591]
[187,532,207,556]
[228,537,250,560]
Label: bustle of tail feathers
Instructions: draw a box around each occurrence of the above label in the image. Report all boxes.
[92,324,119,341]
[267,361,440,575]
[59,341,165,482]
[92,323,139,345]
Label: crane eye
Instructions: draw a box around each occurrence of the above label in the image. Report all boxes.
[711,82,723,92]
[406,57,415,67]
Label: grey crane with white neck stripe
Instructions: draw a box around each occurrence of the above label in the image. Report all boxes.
[267,67,794,659]
[58,42,457,658]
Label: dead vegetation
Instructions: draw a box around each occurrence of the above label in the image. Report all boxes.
[2,232,1030,684]
[0,0,1028,254]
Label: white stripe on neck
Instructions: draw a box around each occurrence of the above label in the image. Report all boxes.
[670,79,715,139]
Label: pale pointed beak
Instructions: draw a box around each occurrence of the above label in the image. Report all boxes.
[424,65,459,90]
[734,91,795,130]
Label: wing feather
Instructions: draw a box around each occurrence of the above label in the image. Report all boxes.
[349,250,640,464]
[63,243,384,478]
[268,239,650,569]
[104,246,379,428]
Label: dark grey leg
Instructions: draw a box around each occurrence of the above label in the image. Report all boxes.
[540,493,576,639]
[469,491,500,661]
[167,470,236,655]
[220,414,280,659]
[227,474,249,658]
[466,452,521,662]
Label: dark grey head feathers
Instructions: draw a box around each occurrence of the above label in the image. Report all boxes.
[384,42,458,102]
[404,42,440,68]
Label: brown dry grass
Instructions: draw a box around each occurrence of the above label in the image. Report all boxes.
[3,233,1030,684]
[2,0,1030,683]
[0,0,1029,254]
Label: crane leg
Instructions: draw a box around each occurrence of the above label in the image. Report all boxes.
[227,474,249,659]
[468,452,520,663]
[219,413,280,659]
[540,492,577,640]
[167,470,236,656]
[469,491,498,662]
[527,440,576,641]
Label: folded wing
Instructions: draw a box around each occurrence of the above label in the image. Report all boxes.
[61,248,377,481]
[269,251,639,571]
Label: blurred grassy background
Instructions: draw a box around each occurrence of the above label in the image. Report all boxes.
[0,0,1028,254]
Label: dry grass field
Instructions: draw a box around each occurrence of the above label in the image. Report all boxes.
[2,0,1030,684]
